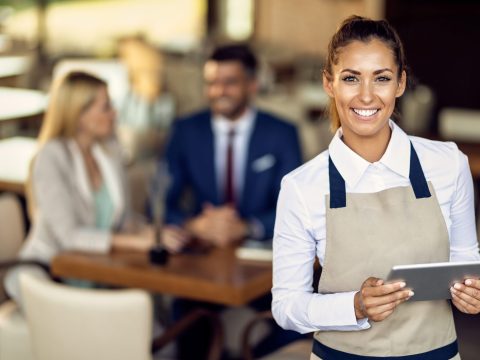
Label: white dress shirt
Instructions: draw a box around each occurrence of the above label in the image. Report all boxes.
[272,120,480,334]
[212,108,255,202]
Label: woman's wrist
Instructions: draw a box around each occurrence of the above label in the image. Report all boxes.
[354,291,367,319]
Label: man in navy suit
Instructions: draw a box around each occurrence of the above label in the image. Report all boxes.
[161,44,302,251]
[160,44,303,359]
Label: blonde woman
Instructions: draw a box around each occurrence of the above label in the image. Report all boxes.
[5,71,155,305]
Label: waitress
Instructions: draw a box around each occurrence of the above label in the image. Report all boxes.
[272,15,480,359]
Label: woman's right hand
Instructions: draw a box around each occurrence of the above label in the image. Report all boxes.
[160,225,189,253]
[354,277,414,322]
[112,225,156,252]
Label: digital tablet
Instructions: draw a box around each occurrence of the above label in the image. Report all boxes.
[386,261,480,301]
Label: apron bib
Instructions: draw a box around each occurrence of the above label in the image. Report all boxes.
[311,143,458,359]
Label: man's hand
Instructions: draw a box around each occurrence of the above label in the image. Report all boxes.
[354,277,413,322]
[185,204,248,247]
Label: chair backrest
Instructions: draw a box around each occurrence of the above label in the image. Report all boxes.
[20,273,153,360]
[0,193,25,303]
[0,193,25,262]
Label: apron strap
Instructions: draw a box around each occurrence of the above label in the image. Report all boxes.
[409,142,431,199]
[329,156,346,208]
[329,142,431,209]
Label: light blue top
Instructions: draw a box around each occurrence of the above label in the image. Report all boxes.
[94,182,114,230]
[66,182,114,289]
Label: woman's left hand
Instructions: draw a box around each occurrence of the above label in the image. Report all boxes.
[451,278,480,314]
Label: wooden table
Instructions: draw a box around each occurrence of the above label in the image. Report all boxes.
[0,137,37,194]
[51,246,272,306]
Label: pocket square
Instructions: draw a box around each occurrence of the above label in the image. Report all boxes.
[252,154,276,172]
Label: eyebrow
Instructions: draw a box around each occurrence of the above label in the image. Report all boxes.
[340,68,394,75]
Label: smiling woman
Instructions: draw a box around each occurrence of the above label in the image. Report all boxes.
[323,38,406,162]
[272,15,480,360]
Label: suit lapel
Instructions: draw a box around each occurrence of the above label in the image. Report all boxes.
[196,113,219,205]
[241,113,263,210]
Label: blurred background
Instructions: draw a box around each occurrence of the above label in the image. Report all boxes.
[1,1,480,359]
[1,0,480,153]
[2,0,480,228]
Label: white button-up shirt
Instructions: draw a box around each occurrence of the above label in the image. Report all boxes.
[272,120,480,334]
[212,108,255,202]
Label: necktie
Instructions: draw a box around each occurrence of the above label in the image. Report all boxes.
[225,129,235,204]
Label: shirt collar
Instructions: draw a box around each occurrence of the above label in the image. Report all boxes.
[379,120,411,179]
[212,107,256,135]
[328,120,411,188]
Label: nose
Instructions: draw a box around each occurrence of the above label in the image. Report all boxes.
[359,81,374,104]
[209,82,227,97]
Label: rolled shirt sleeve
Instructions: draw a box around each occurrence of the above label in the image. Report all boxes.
[272,176,369,333]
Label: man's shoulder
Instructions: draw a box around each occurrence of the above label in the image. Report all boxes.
[176,109,211,125]
[255,110,297,132]
[169,110,211,138]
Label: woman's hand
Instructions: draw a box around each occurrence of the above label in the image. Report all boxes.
[451,278,480,314]
[160,225,189,253]
[354,277,414,322]
[112,225,156,252]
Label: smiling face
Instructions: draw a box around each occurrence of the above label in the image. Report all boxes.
[323,38,406,149]
[204,60,257,121]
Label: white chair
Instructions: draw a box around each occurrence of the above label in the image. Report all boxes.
[0,193,25,265]
[19,272,224,360]
[0,192,25,302]
[20,272,153,360]
[0,300,33,360]
[0,194,222,360]
[0,193,34,360]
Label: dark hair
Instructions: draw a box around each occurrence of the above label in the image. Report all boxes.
[209,44,258,77]
[325,16,408,130]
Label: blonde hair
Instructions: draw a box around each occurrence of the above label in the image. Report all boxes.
[38,72,106,146]
[27,72,107,218]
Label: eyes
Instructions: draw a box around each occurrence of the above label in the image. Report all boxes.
[206,78,243,88]
[341,74,392,83]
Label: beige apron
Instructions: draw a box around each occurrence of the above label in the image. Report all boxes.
[311,145,458,359]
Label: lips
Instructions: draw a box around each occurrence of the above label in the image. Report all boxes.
[352,108,379,117]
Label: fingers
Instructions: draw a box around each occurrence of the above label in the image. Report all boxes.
[161,226,189,253]
[191,205,245,246]
[361,278,409,299]
[202,204,239,219]
[450,279,480,314]
[364,293,412,320]
[356,277,413,322]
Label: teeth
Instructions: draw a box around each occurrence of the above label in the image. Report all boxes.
[353,108,378,117]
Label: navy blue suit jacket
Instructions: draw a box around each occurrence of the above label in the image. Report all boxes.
[164,109,302,240]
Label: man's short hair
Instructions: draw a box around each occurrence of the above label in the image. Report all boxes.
[209,44,257,77]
